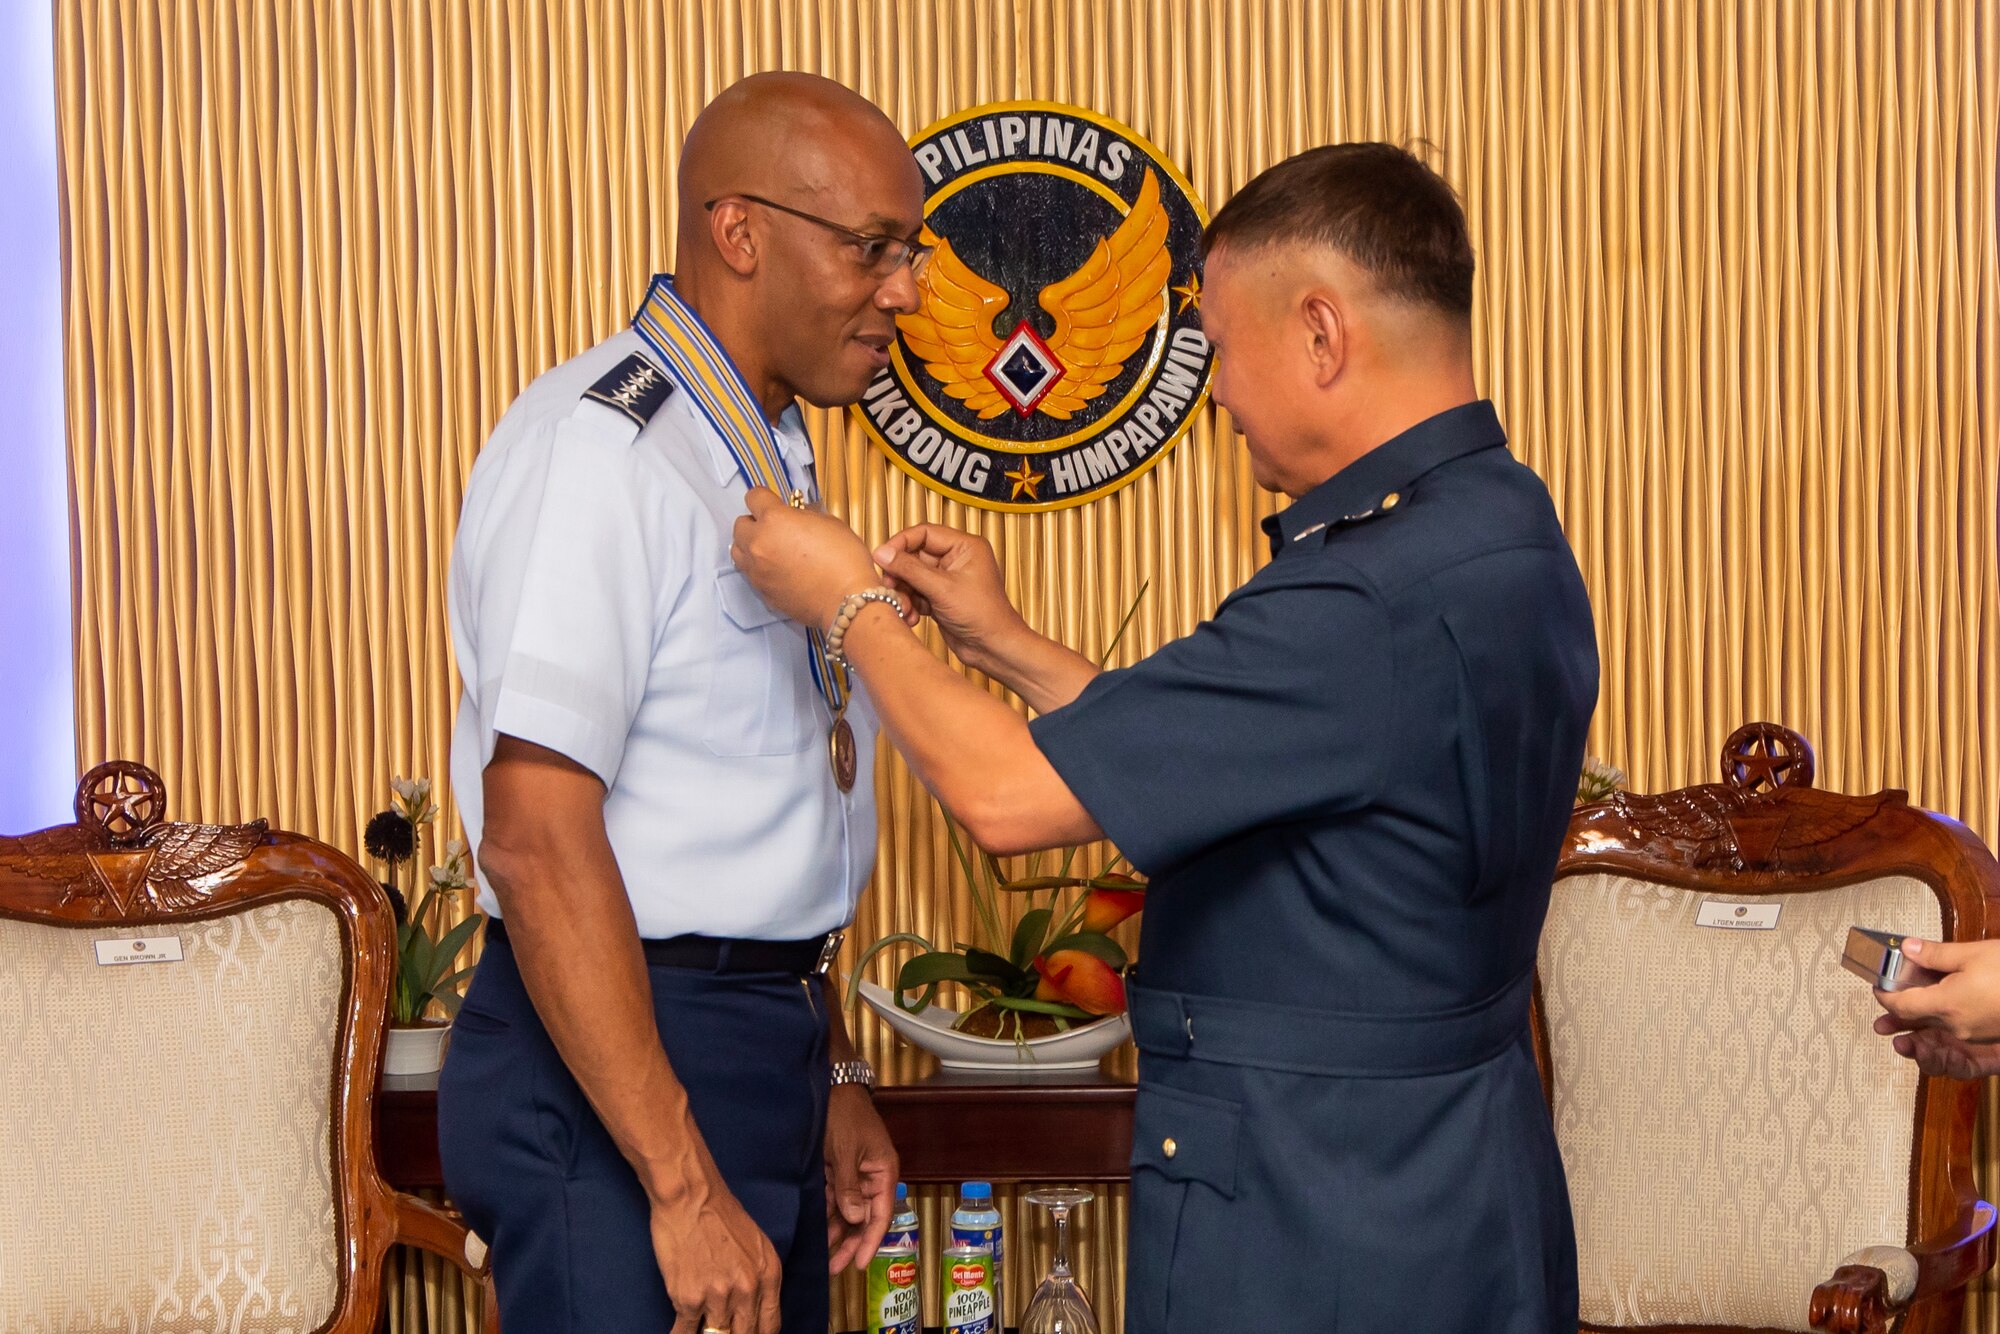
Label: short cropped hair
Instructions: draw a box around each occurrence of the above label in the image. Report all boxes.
[1203,143,1475,317]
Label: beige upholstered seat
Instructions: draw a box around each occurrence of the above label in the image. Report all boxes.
[1536,724,1997,1334]
[0,902,345,1330]
[0,761,491,1333]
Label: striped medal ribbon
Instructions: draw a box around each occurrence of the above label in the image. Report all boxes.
[631,274,858,792]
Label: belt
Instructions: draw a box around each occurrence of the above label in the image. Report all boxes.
[486,918,843,976]
[1129,969,1535,1079]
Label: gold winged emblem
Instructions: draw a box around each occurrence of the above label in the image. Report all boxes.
[898,167,1174,420]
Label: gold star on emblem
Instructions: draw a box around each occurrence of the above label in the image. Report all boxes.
[1172,272,1203,314]
[1004,460,1047,501]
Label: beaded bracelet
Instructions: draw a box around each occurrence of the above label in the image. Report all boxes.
[825,586,907,668]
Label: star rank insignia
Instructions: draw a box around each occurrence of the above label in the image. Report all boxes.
[584,352,676,428]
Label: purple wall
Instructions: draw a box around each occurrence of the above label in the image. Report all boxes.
[0,0,74,832]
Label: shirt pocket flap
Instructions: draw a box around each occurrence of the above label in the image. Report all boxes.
[715,569,785,631]
[1129,1083,1241,1198]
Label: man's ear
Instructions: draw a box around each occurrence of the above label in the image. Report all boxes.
[1300,290,1346,388]
[706,199,761,277]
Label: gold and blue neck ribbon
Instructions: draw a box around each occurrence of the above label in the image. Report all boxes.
[632,273,851,715]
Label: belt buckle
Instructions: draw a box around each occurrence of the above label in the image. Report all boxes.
[814,929,846,977]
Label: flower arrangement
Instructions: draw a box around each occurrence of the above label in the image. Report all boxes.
[848,831,1144,1042]
[364,777,484,1027]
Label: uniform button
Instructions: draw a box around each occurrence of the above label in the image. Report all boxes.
[1163,1137,1178,1159]
[1380,491,1402,511]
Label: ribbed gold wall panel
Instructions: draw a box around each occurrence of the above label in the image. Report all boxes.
[56,3,1997,1331]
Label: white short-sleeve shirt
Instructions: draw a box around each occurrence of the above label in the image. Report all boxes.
[448,329,879,940]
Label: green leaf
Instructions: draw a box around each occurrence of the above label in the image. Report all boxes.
[962,948,1026,987]
[993,875,1088,894]
[434,990,464,1017]
[404,932,434,992]
[897,951,982,989]
[393,978,419,1026]
[844,931,932,1010]
[426,917,484,989]
[433,966,477,995]
[1044,932,1128,969]
[1009,907,1053,969]
[1097,577,1151,668]
[944,813,1006,953]
[988,995,1097,1021]
[407,884,441,934]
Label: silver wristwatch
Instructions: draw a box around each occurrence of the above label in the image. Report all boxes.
[830,1058,877,1092]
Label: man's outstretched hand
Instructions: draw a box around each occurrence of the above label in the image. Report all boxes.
[873,524,1029,676]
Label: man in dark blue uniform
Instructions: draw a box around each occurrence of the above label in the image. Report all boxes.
[731,142,1596,1333]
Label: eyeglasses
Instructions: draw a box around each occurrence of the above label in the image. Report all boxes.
[705,194,933,280]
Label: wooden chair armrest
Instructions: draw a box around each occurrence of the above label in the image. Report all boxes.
[391,1192,491,1278]
[1907,1200,1997,1299]
[1810,1203,1996,1334]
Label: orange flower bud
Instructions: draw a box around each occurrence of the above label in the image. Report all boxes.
[1079,886,1145,934]
[1032,949,1129,1016]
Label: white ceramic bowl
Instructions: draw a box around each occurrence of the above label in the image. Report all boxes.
[854,979,1131,1072]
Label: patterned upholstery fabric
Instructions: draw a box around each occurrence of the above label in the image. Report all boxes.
[1540,871,1938,1331]
[0,898,344,1332]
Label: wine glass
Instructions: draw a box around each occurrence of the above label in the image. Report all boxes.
[1019,1187,1099,1334]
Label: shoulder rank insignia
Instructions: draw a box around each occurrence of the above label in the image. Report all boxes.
[583,352,675,428]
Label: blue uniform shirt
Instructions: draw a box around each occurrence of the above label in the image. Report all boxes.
[1030,400,1596,1333]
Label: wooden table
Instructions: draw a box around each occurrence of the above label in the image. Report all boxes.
[375,1065,1137,1191]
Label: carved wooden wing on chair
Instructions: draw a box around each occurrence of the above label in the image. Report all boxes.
[1538,724,1997,1334]
[0,761,489,1333]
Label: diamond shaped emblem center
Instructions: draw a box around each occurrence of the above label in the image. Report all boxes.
[982,320,1067,417]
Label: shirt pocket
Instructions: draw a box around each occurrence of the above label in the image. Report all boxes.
[703,568,817,757]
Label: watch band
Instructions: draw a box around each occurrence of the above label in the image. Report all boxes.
[830,1058,877,1091]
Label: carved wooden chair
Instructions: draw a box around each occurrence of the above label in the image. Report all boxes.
[1536,723,1997,1334]
[0,761,492,1332]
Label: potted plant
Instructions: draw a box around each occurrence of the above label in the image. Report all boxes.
[365,777,484,1076]
[847,830,1144,1071]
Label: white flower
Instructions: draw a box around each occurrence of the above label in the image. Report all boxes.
[1576,757,1627,805]
[390,776,439,825]
[428,837,472,891]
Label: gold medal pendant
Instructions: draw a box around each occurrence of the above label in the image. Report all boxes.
[829,713,858,793]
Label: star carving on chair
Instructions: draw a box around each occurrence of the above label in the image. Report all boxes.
[83,768,167,843]
[1737,744,1794,788]
[1720,722,1817,794]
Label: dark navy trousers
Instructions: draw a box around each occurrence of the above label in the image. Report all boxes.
[437,935,831,1332]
